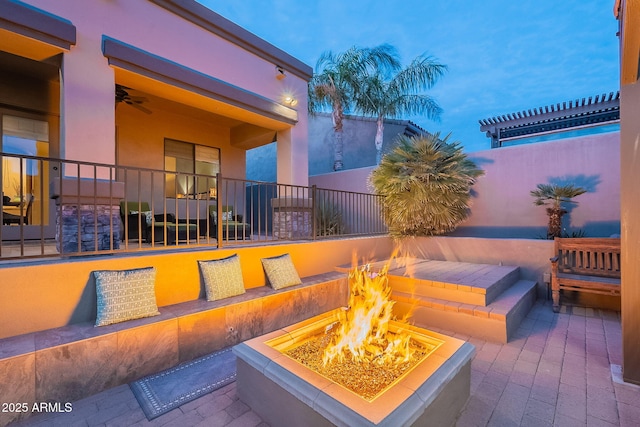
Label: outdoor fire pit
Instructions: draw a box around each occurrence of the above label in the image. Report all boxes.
[233,264,475,426]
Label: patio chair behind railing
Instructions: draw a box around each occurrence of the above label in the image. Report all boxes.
[0,152,387,260]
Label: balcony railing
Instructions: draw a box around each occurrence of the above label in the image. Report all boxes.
[0,152,387,260]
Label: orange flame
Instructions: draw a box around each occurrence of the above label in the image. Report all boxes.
[322,261,415,367]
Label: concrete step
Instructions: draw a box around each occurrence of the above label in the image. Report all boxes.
[392,279,537,343]
[387,260,521,307]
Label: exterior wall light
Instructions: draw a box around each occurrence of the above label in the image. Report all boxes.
[284,96,297,106]
[275,66,286,80]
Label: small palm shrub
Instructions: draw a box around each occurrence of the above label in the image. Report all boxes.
[530,183,586,239]
[370,133,484,237]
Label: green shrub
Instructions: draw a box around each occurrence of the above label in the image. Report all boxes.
[370,133,483,237]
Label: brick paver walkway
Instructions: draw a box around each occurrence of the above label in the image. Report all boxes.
[11,301,640,427]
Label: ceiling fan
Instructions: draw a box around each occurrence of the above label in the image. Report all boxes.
[115,84,152,114]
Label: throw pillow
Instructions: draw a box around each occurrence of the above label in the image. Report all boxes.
[198,254,246,301]
[261,253,302,290]
[94,267,160,326]
[210,207,234,222]
[144,211,153,226]
[130,210,154,226]
[222,210,233,221]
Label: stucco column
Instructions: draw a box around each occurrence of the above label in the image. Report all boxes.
[620,81,640,385]
[60,32,115,176]
[276,114,309,186]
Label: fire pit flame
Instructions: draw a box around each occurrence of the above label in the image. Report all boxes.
[322,263,415,367]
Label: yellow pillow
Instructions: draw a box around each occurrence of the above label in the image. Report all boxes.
[261,254,302,290]
[198,254,246,301]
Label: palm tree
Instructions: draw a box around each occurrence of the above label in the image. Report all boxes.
[355,55,447,164]
[530,183,587,239]
[370,133,484,237]
[309,44,400,171]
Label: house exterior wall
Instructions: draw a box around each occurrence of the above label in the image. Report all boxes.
[14,0,310,184]
[620,77,640,384]
[310,132,621,239]
[116,107,246,179]
[617,0,640,385]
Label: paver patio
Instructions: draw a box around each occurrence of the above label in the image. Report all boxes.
[10,300,640,427]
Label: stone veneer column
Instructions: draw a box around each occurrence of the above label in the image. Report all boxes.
[51,178,125,253]
[56,204,121,253]
[271,198,313,239]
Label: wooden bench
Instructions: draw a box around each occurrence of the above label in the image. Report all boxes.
[0,271,347,426]
[550,237,620,312]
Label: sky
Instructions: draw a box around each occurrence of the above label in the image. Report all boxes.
[197,1,620,153]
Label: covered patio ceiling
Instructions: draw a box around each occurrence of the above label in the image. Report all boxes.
[114,77,280,150]
[116,77,280,150]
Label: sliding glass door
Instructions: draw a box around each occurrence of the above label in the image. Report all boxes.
[1,114,56,239]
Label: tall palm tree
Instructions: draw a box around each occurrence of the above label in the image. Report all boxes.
[370,133,484,237]
[355,55,447,164]
[309,44,400,171]
[530,183,586,239]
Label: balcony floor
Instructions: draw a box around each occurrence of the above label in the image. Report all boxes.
[9,301,640,427]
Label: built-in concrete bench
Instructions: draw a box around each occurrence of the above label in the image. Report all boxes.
[0,271,347,426]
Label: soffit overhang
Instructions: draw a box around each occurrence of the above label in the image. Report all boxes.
[102,36,297,131]
[0,0,76,61]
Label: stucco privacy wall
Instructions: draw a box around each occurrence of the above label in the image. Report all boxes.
[310,132,621,239]
[21,0,310,184]
[247,114,420,182]
[307,114,418,175]
[0,236,393,340]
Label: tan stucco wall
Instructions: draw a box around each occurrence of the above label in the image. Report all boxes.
[0,237,393,339]
[116,107,245,179]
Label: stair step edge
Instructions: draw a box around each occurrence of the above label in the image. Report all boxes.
[393,279,537,321]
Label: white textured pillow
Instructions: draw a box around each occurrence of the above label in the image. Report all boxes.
[144,211,153,226]
[198,254,246,301]
[222,210,233,221]
[130,210,153,226]
[261,253,302,290]
[94,267,160,326]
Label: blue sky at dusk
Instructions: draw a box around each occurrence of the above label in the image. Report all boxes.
[198,1,619,152]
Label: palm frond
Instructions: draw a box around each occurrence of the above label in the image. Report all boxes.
[370,133,484,237]
[530,183,587,207]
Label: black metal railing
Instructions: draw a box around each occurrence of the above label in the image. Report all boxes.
[0,152,387,260]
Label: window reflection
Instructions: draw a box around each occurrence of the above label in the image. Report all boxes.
[164,139,219,199]
[1,116,49,226]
